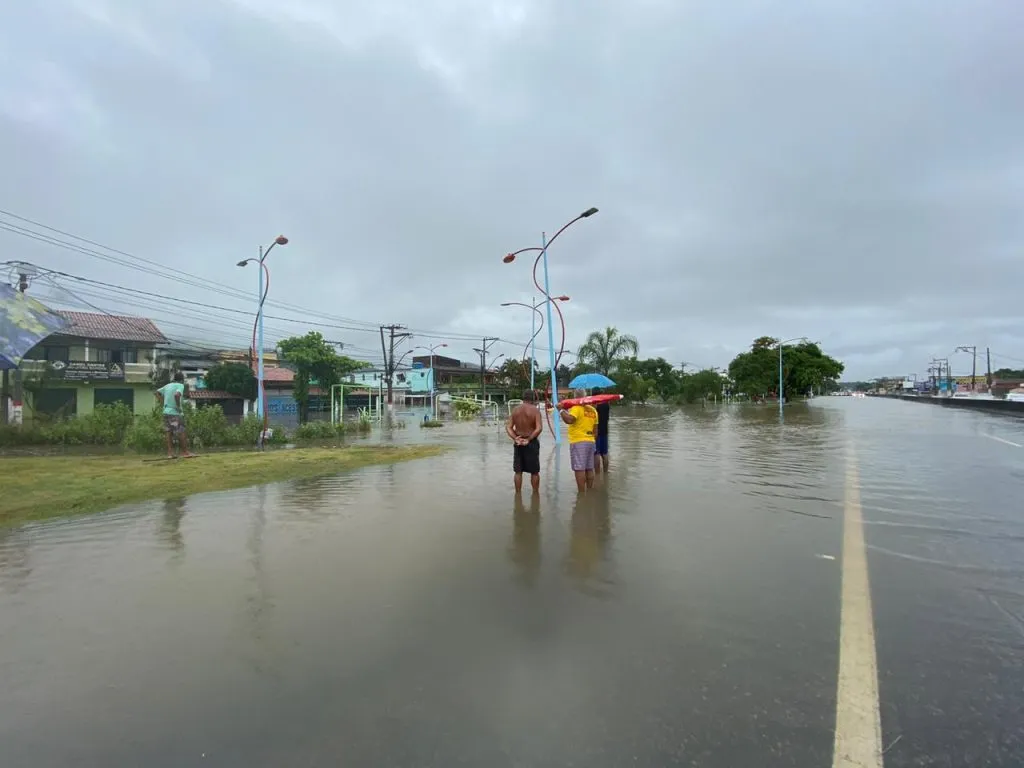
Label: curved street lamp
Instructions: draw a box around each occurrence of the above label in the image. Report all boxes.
[236,234,289,448]
[502,207,597,443]
[413,343,447,418]
[776,336,808,416]
[500,296,570,390]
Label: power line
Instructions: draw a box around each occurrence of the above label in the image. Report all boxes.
[2,255,562,357]
[0,212,572,353]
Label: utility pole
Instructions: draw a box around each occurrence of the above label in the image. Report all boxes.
[5,270,31,425]
[379,324,410,413]
[474,337,499,404]
[956,346,977,391]
[986,347,992,390]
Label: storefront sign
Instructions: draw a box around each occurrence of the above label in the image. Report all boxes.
[47,361,126,381]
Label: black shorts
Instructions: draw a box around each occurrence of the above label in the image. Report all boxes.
[513,438,541,475]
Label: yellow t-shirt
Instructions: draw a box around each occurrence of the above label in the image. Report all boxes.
[566,405,597,443]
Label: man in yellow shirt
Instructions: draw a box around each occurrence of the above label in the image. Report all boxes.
[558,388,598,492]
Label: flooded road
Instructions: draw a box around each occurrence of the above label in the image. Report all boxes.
[2,399,1023,767]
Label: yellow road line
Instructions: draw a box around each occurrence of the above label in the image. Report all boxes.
[833,447,883,767]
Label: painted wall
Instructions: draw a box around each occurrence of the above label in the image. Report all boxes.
[346,368,434,393]
[25,382,158,421]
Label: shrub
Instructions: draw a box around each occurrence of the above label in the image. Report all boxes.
[124,412,165,452]
[2,402,295,452]
[185,404,230,448]
[25,403,137,446]
[421,419,444,428]
[294,420,345,441]
[0,424,47,447]
[83,402,136,444]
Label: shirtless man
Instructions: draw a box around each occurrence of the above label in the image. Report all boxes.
[506,389,544,493]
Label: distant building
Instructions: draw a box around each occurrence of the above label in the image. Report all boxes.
[20,311,168,421]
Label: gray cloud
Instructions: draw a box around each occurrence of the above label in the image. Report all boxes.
[1,0,1022,378]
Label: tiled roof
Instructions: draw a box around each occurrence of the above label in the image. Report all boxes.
[189,389,242,400]
[56,311,168,344]
[260,366,295,382]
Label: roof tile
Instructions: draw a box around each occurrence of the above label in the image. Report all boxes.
[56,311,168,344]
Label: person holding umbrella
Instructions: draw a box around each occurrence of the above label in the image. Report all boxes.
[567,373,616,475]
[558,387,599,492]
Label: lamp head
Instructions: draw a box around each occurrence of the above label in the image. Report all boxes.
[274,235,289,246]
[556,295,570,302]
[500,302,512,306]
[236,260,249,267]
[502,253,516,264]
[581,207,598,218]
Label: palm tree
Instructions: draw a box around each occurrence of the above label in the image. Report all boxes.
[576,326,639,376]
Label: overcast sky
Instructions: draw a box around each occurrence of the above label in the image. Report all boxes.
[2,0,1023,379]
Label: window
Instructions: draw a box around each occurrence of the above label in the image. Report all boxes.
[95,348,139,364]
[94,388,135,410]
[44,346,69,362]
[34,388,77,417]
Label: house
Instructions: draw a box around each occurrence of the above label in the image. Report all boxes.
[411,355,500,390]
[20,311,168,420]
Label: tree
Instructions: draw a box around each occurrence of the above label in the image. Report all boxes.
[727,337,844,399]
[277,332,369,422]
[993,368,1024,379]
[496,358,535,395]
[576,326,639,376]
[677,368,726,404]
[614,369,653,403]
[205,362,257,400]
[619,357,678,400]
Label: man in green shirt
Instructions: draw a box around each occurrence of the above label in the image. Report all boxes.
[156,372,193,459]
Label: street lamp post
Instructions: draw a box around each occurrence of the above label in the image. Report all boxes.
[530,297,535,389]
[777,336,808,416]
[500,295,571,392]
[237,234,288,449]
[502,207,598,444]
[413,343,447,418]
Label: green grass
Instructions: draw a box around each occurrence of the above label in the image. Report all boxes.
[0,445,448,527]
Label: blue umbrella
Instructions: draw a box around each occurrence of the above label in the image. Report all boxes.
[568,372,615,389]
[0,283,70,369]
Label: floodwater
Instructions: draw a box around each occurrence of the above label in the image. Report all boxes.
[2,399,1023,767]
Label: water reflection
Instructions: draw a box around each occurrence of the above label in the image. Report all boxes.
[0,528,31,594]
[281,475,336,514]
[242,483,275,679]
[159,498,186,556]
[565,485,613,595]
[508,494,541,588]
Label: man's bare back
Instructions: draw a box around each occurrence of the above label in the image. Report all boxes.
[509,402,542,443]
[507,393,544,492]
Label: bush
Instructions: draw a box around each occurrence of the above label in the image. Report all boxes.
[421,419,444,428]
[0,424,46,447]
[2,402,297,452]
[294,420,345,441]
[185,404,230,448]
[124,411,165,452]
